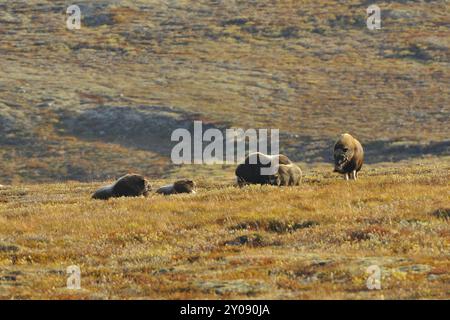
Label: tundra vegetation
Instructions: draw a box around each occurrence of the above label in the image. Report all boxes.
[0,161,449,299]
[0,0,449,299]
[0,0,448,183]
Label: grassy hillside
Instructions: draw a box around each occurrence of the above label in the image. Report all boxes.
[0,160,449,299]
[0,0,448,300]
[0,0,449,183]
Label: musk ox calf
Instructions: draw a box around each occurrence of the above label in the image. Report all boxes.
[92,174,151,200]
[235,152,292,186]
[333,133,364,180]
[270,163,302,186]
[156,179,196,195]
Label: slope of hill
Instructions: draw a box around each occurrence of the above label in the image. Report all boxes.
[0,1,449,300]
[0,162,448,299]
[0,0,449,183]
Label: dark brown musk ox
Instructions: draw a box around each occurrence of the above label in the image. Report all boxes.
[156,179,196,195]
[92,174,151,200]
[269,163,303,186]
[333,133,364,180]
[235,152,292,186]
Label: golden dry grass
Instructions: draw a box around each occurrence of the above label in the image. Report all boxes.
[1,0,449,182]
[0,0,448,301]
[0,159,449,299]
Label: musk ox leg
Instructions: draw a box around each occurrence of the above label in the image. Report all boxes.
[344,173,349,181]
[236,176,246,188]
[351,170,357,180]
[276,177,283,187]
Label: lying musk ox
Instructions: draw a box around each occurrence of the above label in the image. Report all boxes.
[333,133,364,180]
[92,174,151,200]
[270,163,302,186]
[156,179,196,195]
[235,152,292,186]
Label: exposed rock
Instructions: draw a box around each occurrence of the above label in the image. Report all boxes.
[398,264,431,273]
[223,234,265,247]
[231,219,318,234]
[194,280,269,295]
[299,274,320,284]
[385,9,420,20]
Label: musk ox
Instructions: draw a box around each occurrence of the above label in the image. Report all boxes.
[333,133,364,180]
[156,179,196,195]
[235,152,292,186]
[92,174,151,200]
[270,163,302,186]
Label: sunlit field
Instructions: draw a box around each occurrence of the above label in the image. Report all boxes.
[0,0,448,300]
[1,160,448,299]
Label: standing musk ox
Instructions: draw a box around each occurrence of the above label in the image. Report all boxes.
[270,163,302,186]
[235,152,292,186]
[333,133,364,180]
[92,174,151,200]
[156,179,196,195]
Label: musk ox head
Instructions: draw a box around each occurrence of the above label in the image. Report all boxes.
[173,179,196,194]
[236,175,247,187]
[333,133,363,174]
[113,174,151,197]
[92,174,151,200]
[334,134,355,172]
[156,179,196,195]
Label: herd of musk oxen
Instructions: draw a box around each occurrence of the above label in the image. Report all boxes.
[92,133,364,200]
